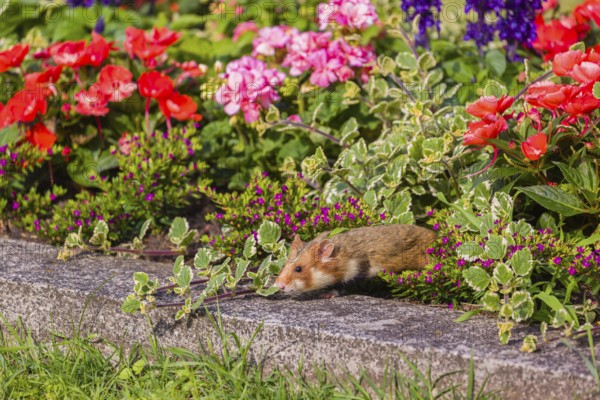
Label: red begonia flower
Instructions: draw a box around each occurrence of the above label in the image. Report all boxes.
[97,65,137,102]
[0,44,29,73]
[26,123,57,151]
[521,134,548,161]
[138,71,174,99]
[75,87,110,116]
[525,81,576,111]
[466,95,514,119]
[0,90,47,125]
[158,92,202,121]
[463,115,508,147]
[49,40,87,67]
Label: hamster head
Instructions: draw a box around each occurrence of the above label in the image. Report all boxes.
[274,234,337,294]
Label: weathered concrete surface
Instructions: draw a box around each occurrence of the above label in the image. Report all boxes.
[0,238,598,399]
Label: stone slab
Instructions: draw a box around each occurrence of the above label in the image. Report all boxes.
[0,238,598,399]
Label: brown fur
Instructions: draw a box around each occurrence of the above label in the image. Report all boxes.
[275,224,437,293]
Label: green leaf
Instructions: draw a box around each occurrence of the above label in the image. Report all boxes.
[520,335,538,353]
[177,230,197,249]
[418,52,437,70]
[485,235,506,260]
[510,249,533,276]
[133,272,149,285]
[175,310,186,321]
[510,291,534,322]
[243,236,257,259]
[121,296,141,314]
[168,217,189,243]
[257,220,281,246]
[0,125,20,146]
[395,52,418,70]
[132,359,147,375]
[454,308,483,323]
[485,50,507,76]
[518,186,589,217]
[379,56,396,75]
[436,192,480,228]
[575,234,600,247]
[173,256,185,275]
[363,189,378,208]
[593,82,600,99]
[256,286,279,296]
[89,221,109,247]
[491,192,513,221]
[493,263,513,286]
[177,265,192,288]
[340,118,359,144]
[442,59,474,83]
[265,105,280,123]
[463,267,491,291]
[235,259,250,282]
[194,248,212,269]
[554,162,587,189]
[569,41,586,52]
[482,292,501,311]
[65,232,83,248]
[497,321,514,345]
[139,219,152,240]
[119,367,133,380]
[457,242,484,261]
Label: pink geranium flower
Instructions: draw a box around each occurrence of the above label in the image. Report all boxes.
[214,56,286,123]
[317,0,379,31]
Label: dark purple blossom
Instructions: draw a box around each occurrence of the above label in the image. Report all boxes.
[401,0,442,37]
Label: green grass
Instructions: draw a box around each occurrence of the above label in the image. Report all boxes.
[0,312,497,400]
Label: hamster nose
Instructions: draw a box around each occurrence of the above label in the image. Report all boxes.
[275,281,286,291]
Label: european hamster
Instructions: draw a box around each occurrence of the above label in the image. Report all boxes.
[274,224,437,294]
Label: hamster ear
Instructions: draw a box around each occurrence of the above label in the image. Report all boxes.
[317,240,336,262]
[289,234,303,256]
[291,234,303,248]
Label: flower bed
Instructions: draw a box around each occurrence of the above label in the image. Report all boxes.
[0,0,599,351]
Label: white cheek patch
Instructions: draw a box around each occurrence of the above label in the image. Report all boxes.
[368,263,384,277]
[312,269,337,290]
[291,279,305,292]
[342,259,360,282]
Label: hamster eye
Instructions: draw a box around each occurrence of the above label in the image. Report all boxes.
[295,266,302,273]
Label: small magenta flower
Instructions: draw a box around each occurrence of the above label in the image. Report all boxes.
[568,266,576,275]
[50,193,57,201]
[433,223,440,231]
[553,257,562,265]
[457,258,466,267]
[380,213,386,220]
[536,244,545,252]
[73,210,81,217]
[448,303,454,310]
[144,193,155,202]
[433,263,442,271]
[427,209,434,217]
